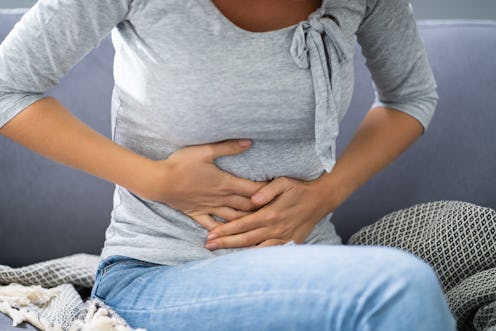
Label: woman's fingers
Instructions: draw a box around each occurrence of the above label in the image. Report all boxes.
[205,227,272,250]
[222,195,260,212]
[255,239,287,248]
[222,173,268,197]
[205,176,327,250]
[194,139,267,197]
[191,214,224,231]
[190,208,251,232]
[210,207,251,221]
[159,138,274,222]
[206,208,270,238]
[205,206,290,248]
[250,177,291,206]
[198,139,252,162]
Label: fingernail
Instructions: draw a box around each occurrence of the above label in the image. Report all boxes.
[252,193,264,203]
[207,233,218,240]
[205,242,218,250]
[239,139,251,147]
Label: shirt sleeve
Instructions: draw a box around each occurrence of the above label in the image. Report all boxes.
[356,0,438,132]
[0,0,131,128]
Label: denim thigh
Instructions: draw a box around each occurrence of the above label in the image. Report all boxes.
[90,245,456,331]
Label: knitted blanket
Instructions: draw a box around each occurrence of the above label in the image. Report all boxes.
[349,200,496,331]
[0,254,144,331]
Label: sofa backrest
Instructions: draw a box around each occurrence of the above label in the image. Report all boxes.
[334,20,496,242]
[1,12,495,266]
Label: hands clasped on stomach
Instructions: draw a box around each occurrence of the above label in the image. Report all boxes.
[143,139,334,250]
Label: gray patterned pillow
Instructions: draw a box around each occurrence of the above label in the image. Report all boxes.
[447,268,496,331]
[348,200,496,331]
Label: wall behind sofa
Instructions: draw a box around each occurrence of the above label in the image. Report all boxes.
[1,0,496,20]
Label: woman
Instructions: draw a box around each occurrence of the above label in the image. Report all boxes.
[0,0,456,330]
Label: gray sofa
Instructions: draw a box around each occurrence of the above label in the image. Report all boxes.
[1,8,495,330]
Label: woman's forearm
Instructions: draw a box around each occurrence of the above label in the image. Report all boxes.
[313,106,424,213]
[0,97,266,219]
[0,97,158,198]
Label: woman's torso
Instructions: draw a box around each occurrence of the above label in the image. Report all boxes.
[102,0,365,265]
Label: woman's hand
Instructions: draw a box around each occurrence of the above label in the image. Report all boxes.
[204,176,337,249]
[202,106,426,249]
[143,139,268,229]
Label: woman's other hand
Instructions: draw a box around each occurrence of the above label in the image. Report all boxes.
[144,139,268,230]
[203,106,426,249]
[204,175,337,249]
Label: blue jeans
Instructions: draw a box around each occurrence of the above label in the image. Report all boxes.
[90,245,456,331]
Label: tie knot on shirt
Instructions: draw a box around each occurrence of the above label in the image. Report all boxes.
[289,7,350,172]
[290,8,346,69]
[308,7,326,33]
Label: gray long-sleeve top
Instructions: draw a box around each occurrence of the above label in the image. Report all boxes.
[0,0,438,266]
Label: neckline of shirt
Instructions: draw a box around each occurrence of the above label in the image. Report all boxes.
[204,0,328,37]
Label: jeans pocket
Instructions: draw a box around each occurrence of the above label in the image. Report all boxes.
[102,258,138,276]
[92,256,160,300]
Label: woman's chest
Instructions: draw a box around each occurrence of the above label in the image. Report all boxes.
[207,0,323,33]
[112,0,362,145]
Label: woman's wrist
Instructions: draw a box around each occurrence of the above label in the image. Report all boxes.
[123,157,169,202]
[309,107,424,217]
[310,170,355,216]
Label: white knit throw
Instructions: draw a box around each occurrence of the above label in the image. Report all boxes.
[0,254,145,331]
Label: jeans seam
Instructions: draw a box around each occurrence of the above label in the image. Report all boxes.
[111,289,338,313]
[102,259,159,276]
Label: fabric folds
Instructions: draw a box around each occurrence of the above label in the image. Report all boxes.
[290,7,349,173]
